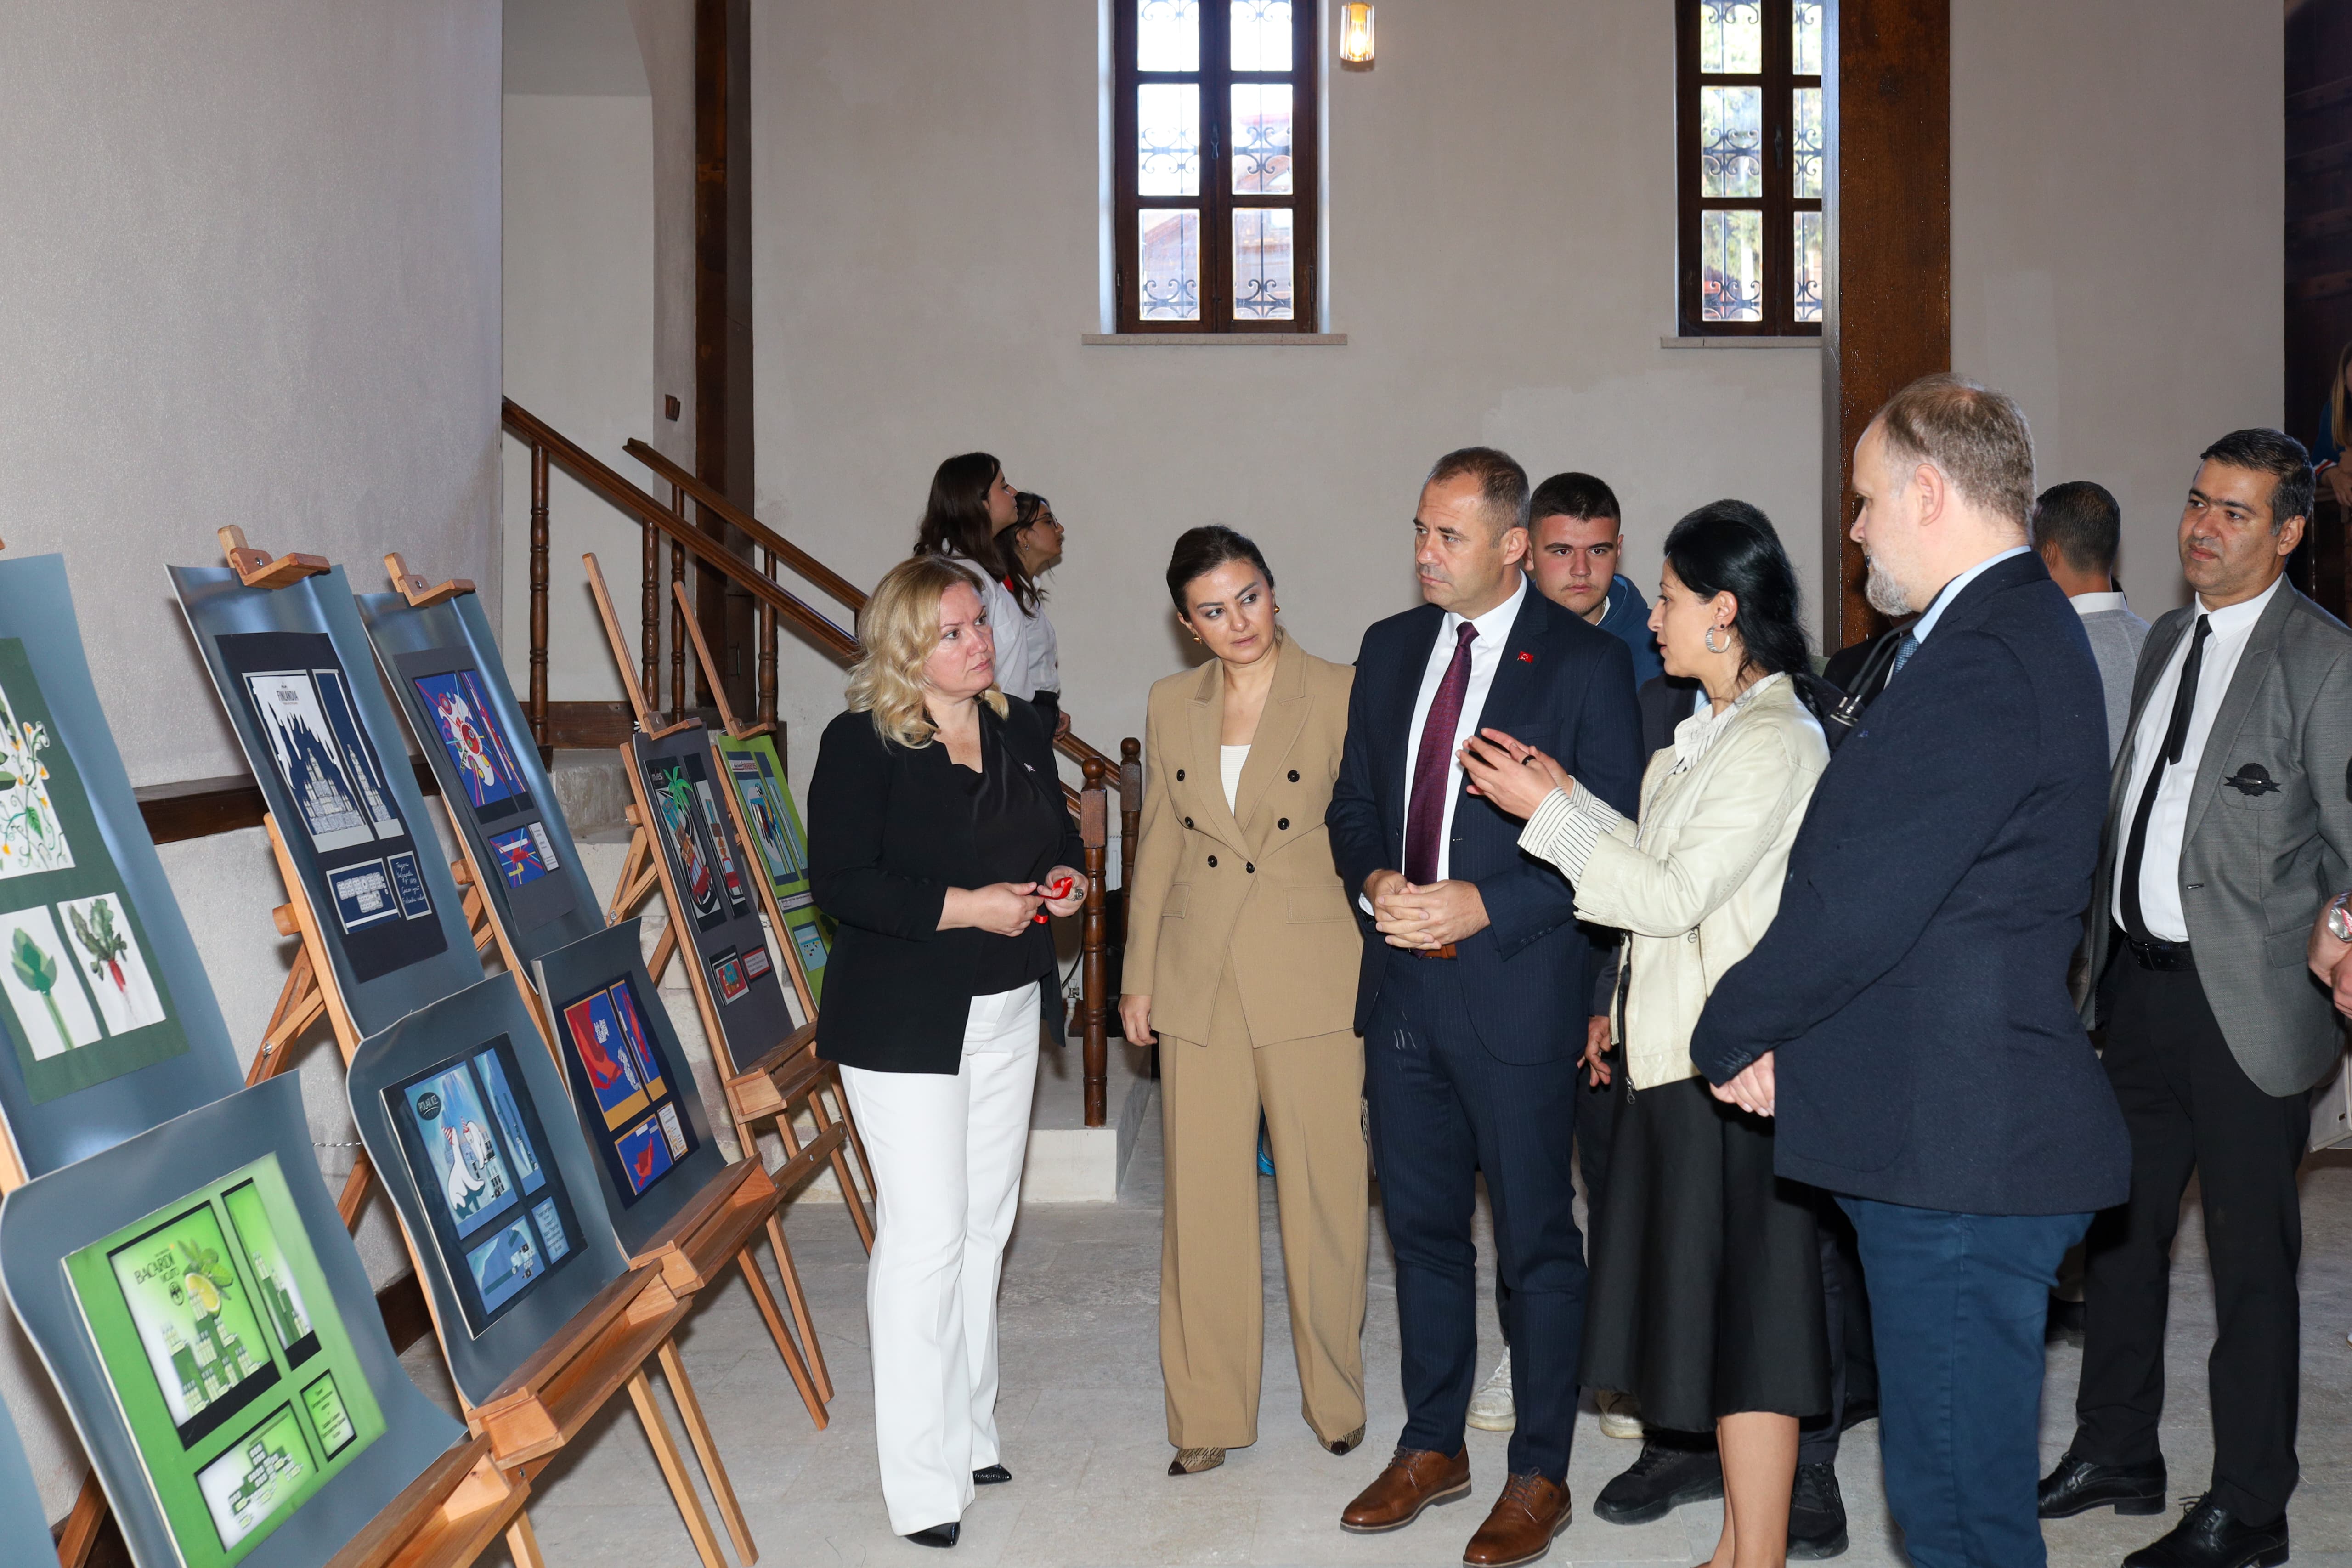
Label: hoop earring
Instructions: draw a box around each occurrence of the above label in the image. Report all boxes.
[1704,627,1730,655]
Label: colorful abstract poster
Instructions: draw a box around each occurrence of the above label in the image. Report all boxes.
[411,670,529,818]
[693,781,751,917]
[401,1064,516,1240]
[0,639,188,1101]
[485,825,552,890]
[62,1155,384,1568]
[711,951,748,1004]
[613,1114,674,1196]
[714,732,831,1004]
[551,973,701,1211]
[384,1036,582,1338]
[648,759,724,930]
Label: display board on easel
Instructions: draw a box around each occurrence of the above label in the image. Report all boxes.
[0,1076,482,1568]
[347,972,760,1568]
[0,554,243,1184]
[710,734,828,1008]
[169,557,482,1041]
[355,569,602,974]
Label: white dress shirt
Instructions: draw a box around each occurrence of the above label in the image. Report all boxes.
[1400,573,1528,883]
[943,550,1038,702]
[1906,544,2034,650]
[2069,590,2131,618]
[2111,575,2283,941]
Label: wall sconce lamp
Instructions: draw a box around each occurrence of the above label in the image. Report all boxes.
[1339,4,1374,66]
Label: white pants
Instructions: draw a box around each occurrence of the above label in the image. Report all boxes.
[839,982,1040,1535]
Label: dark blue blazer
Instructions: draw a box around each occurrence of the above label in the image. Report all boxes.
[1688,552,2131,1216]
[1330,589,1643,1059]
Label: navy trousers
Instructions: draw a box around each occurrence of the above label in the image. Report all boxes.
[1364,954,1586,1482]
[1841,1197,2090,1568]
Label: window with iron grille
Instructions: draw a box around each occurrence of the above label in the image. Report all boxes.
[1677,0,1825,336]
[1114,1,1320,333]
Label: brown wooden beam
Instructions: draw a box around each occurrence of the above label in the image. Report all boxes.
[137,759,447,845]
[1821,0,1951,650]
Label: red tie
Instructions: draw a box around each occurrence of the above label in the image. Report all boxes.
[1405,622,1477,885]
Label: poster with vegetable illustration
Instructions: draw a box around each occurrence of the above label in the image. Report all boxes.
[0,640,186,1102]
[63,1154,384,1568]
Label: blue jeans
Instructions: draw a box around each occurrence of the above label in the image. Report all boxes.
[1839,1198,2090,1568]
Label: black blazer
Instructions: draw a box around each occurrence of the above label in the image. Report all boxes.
[808,697,1085,1074]
[1329,589,1644,1059]
[1688,551,2131,1216]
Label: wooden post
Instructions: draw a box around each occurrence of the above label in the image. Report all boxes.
[642,515,661,715]
[1080,759,1108,1128]
[1820,0,1950,650]
[1117,737,1141,891]
[670,484,689,723]
[530,442,551,747]
[759,549,778,727]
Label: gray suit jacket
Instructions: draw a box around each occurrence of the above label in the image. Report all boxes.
[2078,604,2150,764]
[2076,582,2352,1094]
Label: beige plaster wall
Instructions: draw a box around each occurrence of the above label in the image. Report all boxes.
[1952,0,2284,618]
[0,0,501,1516]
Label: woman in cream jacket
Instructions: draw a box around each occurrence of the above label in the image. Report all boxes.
[1119,526,1367,1479]
[1461,500,1829,1568]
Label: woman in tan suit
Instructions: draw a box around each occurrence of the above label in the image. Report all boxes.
[1119,526,1367,1478]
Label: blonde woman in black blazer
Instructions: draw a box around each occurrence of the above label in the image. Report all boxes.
[1119,526,1367,1478]
[808,555,1086,1549]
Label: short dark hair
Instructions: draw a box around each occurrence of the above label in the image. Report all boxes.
[1165,525,1275,613]
[2031,481,2122,576]
[1662,499,1810,680]
[2199,428,2314,531]
[1425,447,1530,537]
[1528,472,1621,527]
[1874,374,2037,528]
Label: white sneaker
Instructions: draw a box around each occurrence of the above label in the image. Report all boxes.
[1467,1349,1515,1431]
[1595,1388,1644,1441]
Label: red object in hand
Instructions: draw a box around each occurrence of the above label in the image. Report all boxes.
[1034,876,1076,923]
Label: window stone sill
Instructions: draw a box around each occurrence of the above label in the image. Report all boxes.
[1658,334,1822,350]
[1082,332,1348,346]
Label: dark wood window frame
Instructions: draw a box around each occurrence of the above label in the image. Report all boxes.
[1675,0,1824,337]
[1113,1,1320,334]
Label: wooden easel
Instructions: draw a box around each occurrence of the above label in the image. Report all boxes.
[384,559,836,1429]
[583,555,877,1307]
[211,532,757,1568]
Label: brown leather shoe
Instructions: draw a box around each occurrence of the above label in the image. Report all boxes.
[1339,1446,1471,1533]
[1462,1471,1571,1567]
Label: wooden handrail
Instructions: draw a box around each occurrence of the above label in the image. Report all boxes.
[502,400,857,665]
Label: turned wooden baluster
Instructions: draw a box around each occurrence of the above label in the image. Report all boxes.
[529,441,551,746]
[1080,758,1109,1127]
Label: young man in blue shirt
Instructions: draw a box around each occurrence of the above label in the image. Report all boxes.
[1523,473,1665,686]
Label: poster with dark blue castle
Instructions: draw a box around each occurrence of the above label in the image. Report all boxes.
[220,634,447,984]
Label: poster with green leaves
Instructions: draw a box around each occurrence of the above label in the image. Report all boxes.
[0,639,186,1101]
[64,1154,384,1567]
[712,732,830,1002]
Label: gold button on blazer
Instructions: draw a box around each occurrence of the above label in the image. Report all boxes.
[1125,630,1360,1047]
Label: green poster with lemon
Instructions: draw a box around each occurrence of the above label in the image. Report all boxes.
[64,1155,383,1566]
[712,733,831,1003]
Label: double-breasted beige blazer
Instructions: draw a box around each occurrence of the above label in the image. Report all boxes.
[1124,631,1360,1047]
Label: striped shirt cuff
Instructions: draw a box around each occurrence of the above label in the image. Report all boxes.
[1519,782,1625,882]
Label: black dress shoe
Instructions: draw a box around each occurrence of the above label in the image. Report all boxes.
[2121,1497,2287,1568]
[2046,1295,2087,1346]
[2037,1448,2167,1518]
[1593,1437,1724,1525]
[904,1523,960,1548]
[1787,1462,1848,1559]
[972,1465,1011,1485]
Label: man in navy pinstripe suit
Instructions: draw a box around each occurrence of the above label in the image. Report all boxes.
[1329,447,1643,1567]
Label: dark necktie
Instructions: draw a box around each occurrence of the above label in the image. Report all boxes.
[1891,628,1920,676]
[2119,614,2212,943]
[1405,622,1478,885]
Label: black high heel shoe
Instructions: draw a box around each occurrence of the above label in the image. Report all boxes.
[973,1465,1011,1485]
[904,1523,960,1548]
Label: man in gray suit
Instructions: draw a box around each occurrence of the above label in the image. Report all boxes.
[2034,480,2150,762]
[2039,428,2352,1568]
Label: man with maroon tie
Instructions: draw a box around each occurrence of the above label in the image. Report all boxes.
[1329,447,1644,1566]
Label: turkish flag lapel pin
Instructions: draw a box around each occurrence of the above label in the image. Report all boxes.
[1517,650,1534,663]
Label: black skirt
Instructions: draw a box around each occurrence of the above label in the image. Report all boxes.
[1578,1073,1832,1433]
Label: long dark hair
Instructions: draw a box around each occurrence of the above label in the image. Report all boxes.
[1165,525,1275,613]
[1661,499,1809,680]
[913,452,1003,569]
